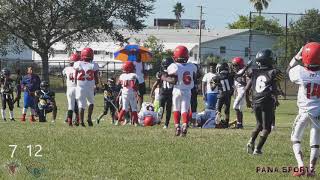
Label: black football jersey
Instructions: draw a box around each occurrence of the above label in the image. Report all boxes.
[103,84,121,101]
[249,68,278,104]
[36,90,55,103]
[156,71,173,95]
[213,72,234,97]
[0,78,14,94]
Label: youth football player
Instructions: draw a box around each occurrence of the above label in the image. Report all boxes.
[0,68,15,121]
[288,42,320,177]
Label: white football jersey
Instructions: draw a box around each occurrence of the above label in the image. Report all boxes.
[119,73,138,94]
[73,61,99,88]
[62,66,77,87]
[289,65,320,117]
[202,72,218,93]
[133,61,144,83]
[167,63,197,90]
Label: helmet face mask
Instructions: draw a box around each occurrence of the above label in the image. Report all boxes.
[216,62,229,73]
[161,57,174,71]
[1,68,10,77]
[231,57,244,72]
[255,49,275,68]
[40,81,49,92]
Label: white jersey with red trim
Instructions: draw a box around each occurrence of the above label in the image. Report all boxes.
[289,65,320,117]
[167,62,197,90]
[119,73,138,95]
[62,66,77,87]
[73,61,99,88]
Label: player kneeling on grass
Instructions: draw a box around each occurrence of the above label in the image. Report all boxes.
[0,68,15,121]
[35,81,57,122]
[138,102,162,126]
[162,45,197,137]
[243,49,281,155]
[287,42,320,177]
[211,62,234,128]
[117,62,139,126]
[97,78,120,124]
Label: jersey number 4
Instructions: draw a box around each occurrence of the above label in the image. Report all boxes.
[77,70,94,81]
[306,83,320,99]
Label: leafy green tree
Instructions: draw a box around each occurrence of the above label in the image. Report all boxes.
[143,35,165,73]
[0,0,154,82]
[228,15,282,34]
[249,0,271,15]
[172,2,185,27]
[276,9,320,67]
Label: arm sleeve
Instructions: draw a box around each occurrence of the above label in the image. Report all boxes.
[289,66,302,84]
[202,74,207,82]
[167,64,178,75]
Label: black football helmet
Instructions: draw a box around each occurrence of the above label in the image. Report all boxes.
[40,81,49,91]
[1,68,10,77]
[216,62,229,73]
[255,49,274,68]
[161,57,174,71]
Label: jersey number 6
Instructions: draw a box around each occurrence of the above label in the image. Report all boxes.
[255,75,267,93]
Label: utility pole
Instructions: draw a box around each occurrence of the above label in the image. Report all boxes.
[197,5,203,64]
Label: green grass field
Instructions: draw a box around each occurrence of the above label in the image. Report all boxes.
[0,93,315,179]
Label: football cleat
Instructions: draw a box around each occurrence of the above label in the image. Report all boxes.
[80,122,86,127]
[247,142,255,154]
[253,149,263,155]
[29,115,36,122]
[3,118,6,122]
[163,125,168,129]
[10,118,15,122]
[175,126,181,136]
[181,125,188,137]
[307,170,315,177]
[88,121,93,127]
[236,123,243,129]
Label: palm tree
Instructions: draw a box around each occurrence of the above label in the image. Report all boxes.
[172,2,185,27]
[250,0,271,15]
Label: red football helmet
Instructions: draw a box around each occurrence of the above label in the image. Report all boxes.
[302,42,320,70]
[144,115,154,126]
[122,61,135,73]
[232,57,245,69]
[81,48,94,62]
[173,45,189,63]
[70,53,80,62]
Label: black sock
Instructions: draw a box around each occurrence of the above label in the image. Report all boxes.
[256,136,268,150]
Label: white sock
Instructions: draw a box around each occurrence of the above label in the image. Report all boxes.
[1,109,5,119]
[22,108,27,114]
[293,143,304,167]
[310,147,319,170]
[9,111,14,119]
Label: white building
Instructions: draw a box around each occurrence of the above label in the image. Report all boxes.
[2,29,277,68]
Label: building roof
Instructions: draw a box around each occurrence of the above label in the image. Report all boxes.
[52,28,250,51]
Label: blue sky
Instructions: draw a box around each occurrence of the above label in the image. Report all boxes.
[146,0,320,29]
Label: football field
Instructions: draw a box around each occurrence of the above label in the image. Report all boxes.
[0,93,314,179]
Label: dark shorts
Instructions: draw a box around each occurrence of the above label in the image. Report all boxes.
[138,82,146,96]
[216,94,232,114]
[253,102,275,132]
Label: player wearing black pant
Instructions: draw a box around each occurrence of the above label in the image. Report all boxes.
[0,68,15,121]
[211,62,234,128]
[243,49,282,155]
[14,69,22,108]
[97,78,121,124]
[151,57,174,129]
[35,81,57,122]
